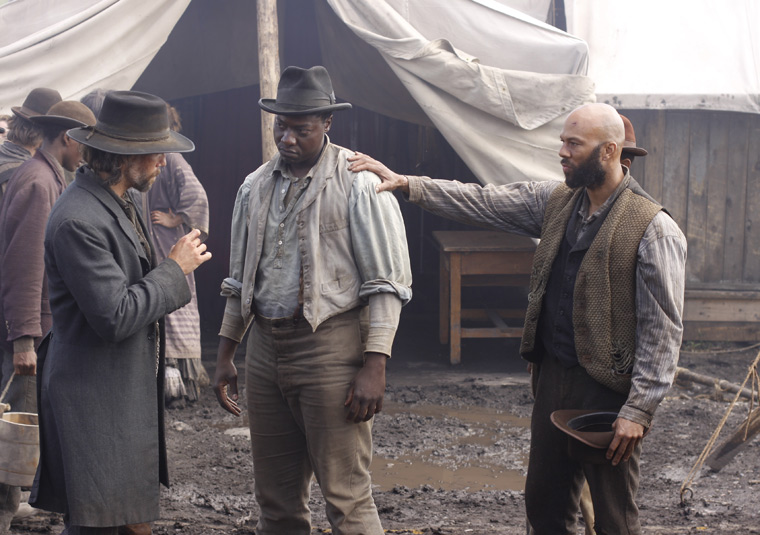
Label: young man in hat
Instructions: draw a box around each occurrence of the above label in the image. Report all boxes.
[28,91,211,535]
[349,103,686,535]
[0,101,95,534]
[0,88,62,196]
[213,65,412,535]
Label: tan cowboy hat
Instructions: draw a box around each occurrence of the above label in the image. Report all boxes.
[619,114,648,157]
[11,88,62,120]
[30,101,96,129]
[67,91,194,155]
[259,66,352,116]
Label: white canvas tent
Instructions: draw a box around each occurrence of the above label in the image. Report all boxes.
[566,0,760,113]
[0,0,594,186]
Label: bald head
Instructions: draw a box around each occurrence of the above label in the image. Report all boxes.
[559,103,627,192]
[565,103,625,158]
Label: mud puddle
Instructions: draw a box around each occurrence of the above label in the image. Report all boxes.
[371,401,529,492]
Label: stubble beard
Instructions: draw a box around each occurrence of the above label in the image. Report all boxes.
[124,160,159,192]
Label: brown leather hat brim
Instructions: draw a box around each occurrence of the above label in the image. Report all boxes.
[622,146,648,157]
[66,127,194,155]
[550,409,617,449]
[30,115,89,129]
[258,98,352,116]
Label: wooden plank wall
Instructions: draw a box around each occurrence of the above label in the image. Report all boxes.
[623,109,760,340]
[623,109,760,287]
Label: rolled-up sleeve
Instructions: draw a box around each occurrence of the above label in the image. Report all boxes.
[218,176,255,342]
[349,170,413,356]
[618,212,687,427]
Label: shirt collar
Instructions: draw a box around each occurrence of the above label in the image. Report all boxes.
[578,168,631,224]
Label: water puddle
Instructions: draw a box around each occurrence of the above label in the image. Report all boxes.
[370,453,525,492]
[371,401,529,492]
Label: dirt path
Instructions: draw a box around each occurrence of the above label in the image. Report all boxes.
[11,333,760,534]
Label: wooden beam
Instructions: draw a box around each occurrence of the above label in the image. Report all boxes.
[256,0,280,162]
[683,321,760,342]
[675,367,758,402]
[705,407,760,471]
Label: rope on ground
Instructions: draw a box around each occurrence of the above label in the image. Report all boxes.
[680,341,760,355]
[680,348,760,504]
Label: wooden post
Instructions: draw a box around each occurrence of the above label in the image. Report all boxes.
[705,407,760,471]
[257,0,280,162]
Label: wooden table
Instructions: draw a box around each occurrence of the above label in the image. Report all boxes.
[433,230,536,365]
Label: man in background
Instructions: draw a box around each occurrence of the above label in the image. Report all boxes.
[0,101,95,534]
[0,88,61,195]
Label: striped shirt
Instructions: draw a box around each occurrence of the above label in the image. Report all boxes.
[407,172,686,427]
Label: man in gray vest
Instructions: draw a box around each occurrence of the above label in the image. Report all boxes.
[348,102,687,535]
[213,66,412,535]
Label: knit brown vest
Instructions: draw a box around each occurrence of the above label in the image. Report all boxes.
[520,183,662,394]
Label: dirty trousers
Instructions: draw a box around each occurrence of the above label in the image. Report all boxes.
[525,353,642,535]
[246,309,383,535]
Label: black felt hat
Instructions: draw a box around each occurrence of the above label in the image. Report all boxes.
[67,91,194,155]
[259,66,352,116]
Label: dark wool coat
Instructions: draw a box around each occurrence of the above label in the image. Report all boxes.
[29,167,191,527]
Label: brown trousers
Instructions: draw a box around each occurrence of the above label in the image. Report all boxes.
[246,309,383,535]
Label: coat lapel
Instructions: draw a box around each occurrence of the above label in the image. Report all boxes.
[74,169,150,265]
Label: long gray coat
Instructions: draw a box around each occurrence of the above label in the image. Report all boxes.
[29,167,191,527]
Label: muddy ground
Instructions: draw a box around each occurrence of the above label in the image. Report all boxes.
[11,317,760,534]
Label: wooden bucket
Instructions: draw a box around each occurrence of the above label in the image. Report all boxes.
[0,412,39,487]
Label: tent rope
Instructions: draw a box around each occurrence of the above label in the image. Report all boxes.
[680,349,760,504]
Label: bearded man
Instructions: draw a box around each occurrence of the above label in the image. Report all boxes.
[348,103,687,535]
[29,91,211,535]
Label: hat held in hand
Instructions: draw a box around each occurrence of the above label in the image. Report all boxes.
[551,409,618,464]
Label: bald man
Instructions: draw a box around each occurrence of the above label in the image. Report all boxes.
[348,103,686,535]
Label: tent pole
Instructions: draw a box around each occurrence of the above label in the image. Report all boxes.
[257,0,280,162]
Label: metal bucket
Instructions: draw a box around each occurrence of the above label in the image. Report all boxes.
[0,412,39,486]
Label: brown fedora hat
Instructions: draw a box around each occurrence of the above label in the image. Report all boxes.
[551,409,618,464]
[619,114,648,157]
[12,88,62,120]
[259,66,352,116]
[67,91,194,155]
[31,101,97,129]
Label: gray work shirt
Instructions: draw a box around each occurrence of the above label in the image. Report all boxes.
[406,169,686,428]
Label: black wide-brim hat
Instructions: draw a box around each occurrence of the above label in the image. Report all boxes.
[68,91,194,155]
[259,65,352,116]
